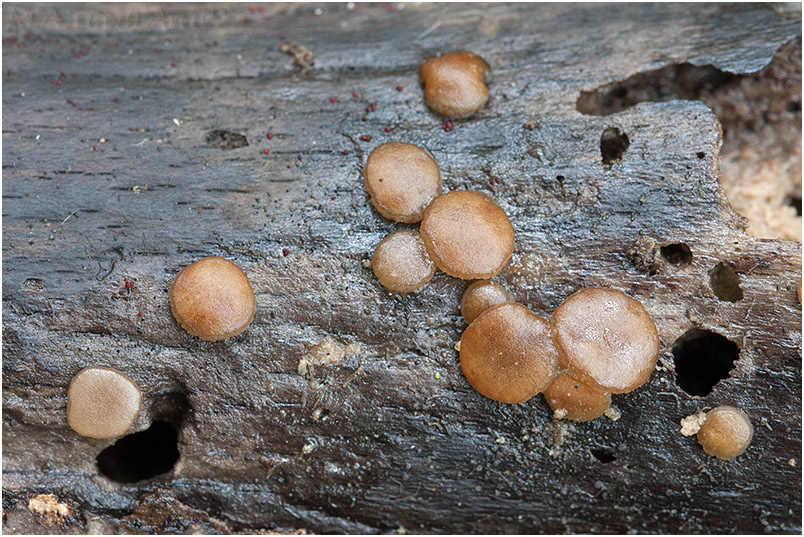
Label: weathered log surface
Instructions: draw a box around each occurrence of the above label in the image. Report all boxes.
[2,2,802,534]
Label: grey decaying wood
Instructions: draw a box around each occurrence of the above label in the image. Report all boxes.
[2,3,801,534]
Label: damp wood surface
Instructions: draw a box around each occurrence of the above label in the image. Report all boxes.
[2,2,802,534]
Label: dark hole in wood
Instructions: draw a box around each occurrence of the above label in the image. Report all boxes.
[786,194,802,216]
[600,127,629,165]
[576,63,735,116]
[660,243,692,266]
[786,100,801,113]
[591,448,616,464]
[696,151,706,159]
[97,421,179,483]
[672,329,739,396]
[206,129,249,150]
[710,262,744,302]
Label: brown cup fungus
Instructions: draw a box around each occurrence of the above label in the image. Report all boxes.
[67,366,142,439]
[460,303,558,404]
[364,142,442,223]
[170,256,256,341]
[543,372,611,422]
[551,287,660,394]
[419,51,492,117]
[461,280,514,324]
[372,230,436,293]
[420,190,514,280]
[697,406,754,460]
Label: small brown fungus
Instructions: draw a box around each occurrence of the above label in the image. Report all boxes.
[420,190,514,280]
[372,230,435,293]
[551,287,660,394]
[460,303,558,404]
[67,366,142,439]
[169,256,256,341]
[697,406,754,460]
[419,51,492,117]
[544,372,612,422]
[460,279,514,324]
[364,141,442,223]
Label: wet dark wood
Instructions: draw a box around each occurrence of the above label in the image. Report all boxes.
[2,3,801,534]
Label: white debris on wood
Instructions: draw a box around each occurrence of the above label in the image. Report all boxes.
[680,410,708,436]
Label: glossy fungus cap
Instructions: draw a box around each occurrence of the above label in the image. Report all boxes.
[420,190,514,280]
[364,141,442,223]
[460,303,558,404]
[372,230,436,293]
[461,280,515,324]
[169,256,256,341]
[67,366,142,439]
[551,287,660,394]
[419,51,491,117]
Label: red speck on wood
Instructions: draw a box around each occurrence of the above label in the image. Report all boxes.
[329,96,336,103]
[54,80,62,85]
[266,133,273,140]
[442,120,454,132]
[384,127,391,133]
[92,145,97,151]
[396,85,403,91]
[263,149,269,155]
[352,91,359,98]
[171,61,177,67]
[137,312,143,317]
[360,134,372,142]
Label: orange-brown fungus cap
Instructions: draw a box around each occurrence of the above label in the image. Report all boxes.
[364,142,442,223]
[372,230,435,293]
[460,303,558,404]
[544,372,611,422]
[551,287,659,394]
[461,280,514,324]
[419,51,491,117]
[67,366,142,439]
[169,256,256,341]
[697,406,753,460]
[420,190,514,280]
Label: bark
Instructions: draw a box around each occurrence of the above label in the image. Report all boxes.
[2,2,801,534]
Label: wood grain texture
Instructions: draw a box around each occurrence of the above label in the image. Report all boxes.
[3,3,801,534]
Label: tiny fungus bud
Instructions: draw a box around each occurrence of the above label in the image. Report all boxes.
[543,372,611,422]
[460,303,558,404]
[551,287,659,394]
[364,141,442,223]
[372,230,435,293]
[169,256,256,341]
[419,51,491,117]
[460,279,514,324]
[697,406,754,460]
[67,366,141,439]
[420,190,514,279]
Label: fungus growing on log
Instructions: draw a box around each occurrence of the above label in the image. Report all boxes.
[419,51,492,117]
[460,279,514,323]
[372,230,436,293]
[459,303,558,404]
[697,405,754,460]
[169,256,256,341]
[363,141,442,223]
[420,190,514,280]
[67,366,142,439]
[550,287,660,393]
[543,372,612,422]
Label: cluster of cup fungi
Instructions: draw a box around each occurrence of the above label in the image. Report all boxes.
[64,52,755,462]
